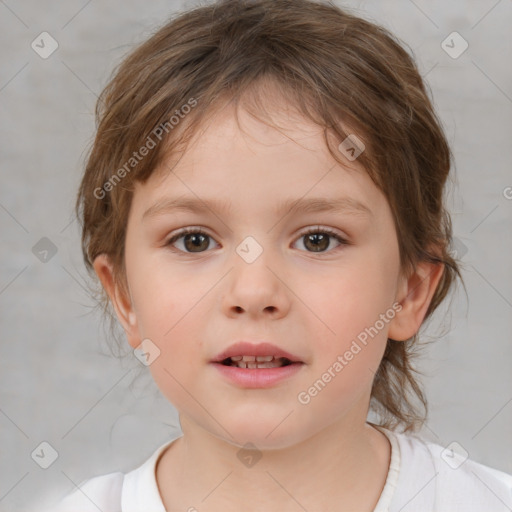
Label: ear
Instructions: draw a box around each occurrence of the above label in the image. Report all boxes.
[388,259,445,342]
[93,254,141,349]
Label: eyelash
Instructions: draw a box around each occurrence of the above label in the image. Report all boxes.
[165,226,349,254]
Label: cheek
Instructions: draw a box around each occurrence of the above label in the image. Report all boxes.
[138,287,206,406]
[298,262,392,336]
[295,276,390,418]
[293,256,395,380]
[128,255,202,336]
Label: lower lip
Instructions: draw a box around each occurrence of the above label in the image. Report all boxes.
[211,362,305,388]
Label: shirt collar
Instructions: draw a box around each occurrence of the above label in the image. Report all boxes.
[119,426,433,512]
[122,435,183,512]
[372,424,402,512]
[385,427,437,511]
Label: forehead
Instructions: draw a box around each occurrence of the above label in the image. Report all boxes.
[131,100,386,222]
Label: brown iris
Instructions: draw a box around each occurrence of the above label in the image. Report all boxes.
[304,233,330,252]
[183,233,209,252]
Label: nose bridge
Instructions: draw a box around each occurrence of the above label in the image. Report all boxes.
[223,234,289,317]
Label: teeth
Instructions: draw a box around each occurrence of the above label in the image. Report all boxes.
[256,356,274,362]
[236,360,283,369]
[228,355,286,369]
[239,355,277,362]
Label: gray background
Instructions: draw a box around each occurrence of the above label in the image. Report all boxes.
[1,0,511,510]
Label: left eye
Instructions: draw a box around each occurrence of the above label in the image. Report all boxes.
[293,227,348,253]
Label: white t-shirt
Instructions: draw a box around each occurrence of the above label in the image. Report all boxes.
[44,425,512,512]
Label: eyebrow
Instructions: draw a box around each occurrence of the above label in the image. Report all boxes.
[142,195,373,220]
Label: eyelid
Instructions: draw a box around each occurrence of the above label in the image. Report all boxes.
[295,225,349,242]
[165,226,215,244]
[165,225,350,254]
[293,225,350,251]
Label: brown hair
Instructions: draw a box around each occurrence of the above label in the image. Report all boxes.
[76,0,466,432]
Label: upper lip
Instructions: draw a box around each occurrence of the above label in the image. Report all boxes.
[212,341,303,363]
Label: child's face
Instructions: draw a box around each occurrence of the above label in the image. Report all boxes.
[110,100,408,448]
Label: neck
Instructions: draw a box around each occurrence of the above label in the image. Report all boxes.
[156,414,391,512]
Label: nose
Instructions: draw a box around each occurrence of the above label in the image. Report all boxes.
[222,247,291,320]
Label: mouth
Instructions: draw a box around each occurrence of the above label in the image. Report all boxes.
[218,355,298,369]
[211,355,305,388]
[212,341,304,366]
[210,342,305,387]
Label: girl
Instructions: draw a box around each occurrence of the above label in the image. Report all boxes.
[48,0,512,510]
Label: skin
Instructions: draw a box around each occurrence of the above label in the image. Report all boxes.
[94,91,444,512]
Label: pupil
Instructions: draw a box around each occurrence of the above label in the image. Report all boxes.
[306,233,328,252]
[185,233,208,252]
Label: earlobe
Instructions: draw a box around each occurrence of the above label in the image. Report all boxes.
[128,311,137,326]
[388,260,444,342]
[92,254,140,348]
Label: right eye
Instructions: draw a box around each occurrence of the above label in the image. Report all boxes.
[165,227,219,253]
